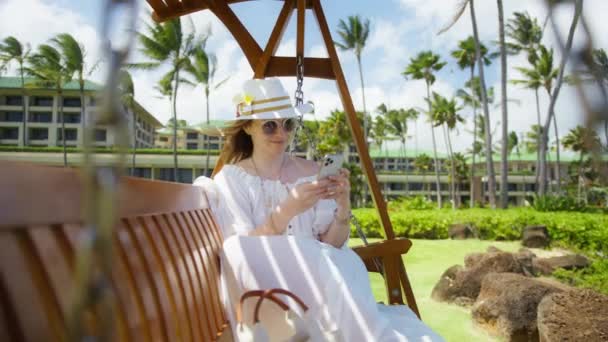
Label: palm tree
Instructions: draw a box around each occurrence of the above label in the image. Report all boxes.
[539,0,583,196]
[381,104,419,195]
[414,153,433,199]
[451,152,470,204]
[403,51,446,208]
[438,0,497,208]
[431,92,464,208]
[562,126,600,201]
[133,17,201,182]
[335,15,371,202]
[183,44,228,176]
[497,0,509,209]
[583,48,608,146]
[25,44,72,166]
[50,34,98,150]
[0,37,30,147]
[370,115,389,157]
[335,15,371,143]
[506,11,543,64]
[118,69,136,174]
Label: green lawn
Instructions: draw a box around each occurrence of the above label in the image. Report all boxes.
[349,238,521,342]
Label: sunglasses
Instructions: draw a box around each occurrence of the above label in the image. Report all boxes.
[260,118,298,135]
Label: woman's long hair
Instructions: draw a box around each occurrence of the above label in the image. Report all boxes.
[219,120,253,165]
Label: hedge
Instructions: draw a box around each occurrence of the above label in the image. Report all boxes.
[0,146,220,155]
[351,207,608,255]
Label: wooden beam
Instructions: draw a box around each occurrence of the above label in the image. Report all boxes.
[151,0,252,22]
[399,263,421,318]
[265,57,334,79]
[254,0,295,78]
[296,0,306,58]
[351,238,411,260]
[146,0,168,17]
[311,0,396,240]
[205,0,263,71]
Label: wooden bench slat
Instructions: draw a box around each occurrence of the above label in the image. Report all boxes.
[164,213,211,341]
[153,214,199,342]
[115,223,158,341]
[0,233,60,341]
[125,217,176,341]
[185,211,225,333]
[142,215,192,341]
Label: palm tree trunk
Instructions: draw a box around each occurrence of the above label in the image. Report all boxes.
[498,0,509,209]
[79,82,86,151]
[470,0,497,208]
[356,55,369,205]
[445,125,457,209]
[426,82,443,208]
[534,89,541,186]
[204,87,211,177]
[577,151,583,201]
[403,139,409,196]
[540,0,582,195]
[552,111,561,193]
[20,64,27,147]
[469,66,476,208]
[442,124,456,209]
[59,90,67,166]
[172,67,180,182]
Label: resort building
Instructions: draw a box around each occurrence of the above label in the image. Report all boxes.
[0,77,162,149]
[154,120,226,151]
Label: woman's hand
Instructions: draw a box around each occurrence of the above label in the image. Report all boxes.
[282,179,331,218]
[324,168,351,212]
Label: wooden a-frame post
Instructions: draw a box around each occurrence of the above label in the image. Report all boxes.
[146,0,420,317]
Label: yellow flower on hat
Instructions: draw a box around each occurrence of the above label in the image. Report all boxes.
[232,93,255,106]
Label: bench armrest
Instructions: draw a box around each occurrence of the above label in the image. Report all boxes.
[351,238,412,261]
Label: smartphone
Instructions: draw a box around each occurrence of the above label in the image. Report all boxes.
[317,154,345,180]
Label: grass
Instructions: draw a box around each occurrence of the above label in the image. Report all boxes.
[349,238,521,342]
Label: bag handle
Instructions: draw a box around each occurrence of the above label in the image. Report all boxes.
[253,288,309,323]
[237,289,289,324]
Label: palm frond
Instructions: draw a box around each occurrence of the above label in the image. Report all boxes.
[437,0,469,35]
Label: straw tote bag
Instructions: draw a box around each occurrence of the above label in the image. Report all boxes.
[235,288,342,342]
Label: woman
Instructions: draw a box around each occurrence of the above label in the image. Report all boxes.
[206,78,443,341]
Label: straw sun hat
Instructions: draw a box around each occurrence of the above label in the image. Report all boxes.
[198,78,313,135]
[232,77,313,120]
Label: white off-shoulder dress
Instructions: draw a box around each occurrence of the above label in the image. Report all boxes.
[202,164,443,342]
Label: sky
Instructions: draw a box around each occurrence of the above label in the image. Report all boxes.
[1,0,607,154]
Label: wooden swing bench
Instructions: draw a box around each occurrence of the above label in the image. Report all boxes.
[0,161,417,341]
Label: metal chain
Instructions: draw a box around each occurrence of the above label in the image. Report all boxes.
[290,55,306,154]
[69,1,137,340]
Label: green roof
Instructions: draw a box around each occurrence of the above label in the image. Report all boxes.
[0,76,103,91]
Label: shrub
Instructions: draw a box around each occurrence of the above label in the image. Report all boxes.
[553,258,608,295]
[351,207,608,254]
[388,196,435,211]
[532,194,587,212]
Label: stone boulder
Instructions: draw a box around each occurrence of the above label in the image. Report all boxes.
[449,224,475,239]
[532,254,590,275]
[538,289,608,342]
[522,226,550,248]
[472,273,563,342]
[432,252,525,304]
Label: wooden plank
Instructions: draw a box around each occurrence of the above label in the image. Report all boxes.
[0,233,60,341]
[116,221,162,341]
[351,238,412,260]
[0,162,208,228]
[124,217,174,341]
[265,56,334,79]
[296,0,305,58]
[165,213,212,341]
[28,226,74,322]
[206,0,263,71]
[254,0,295,78]
[151,0,252,22]
[186,211,225,330]
[154,214,200,342]
[399,261,421,319]
[140,215,189,341]
[382,256,404,305]
[311,0,395,240]
[146,0,168,16]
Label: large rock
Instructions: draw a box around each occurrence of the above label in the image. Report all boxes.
[532,254,590,275]
[522,226,550,248]
[472,273,563,342]
[432,252,525,304]
[449,224,475,239]
[538,289,608,342]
